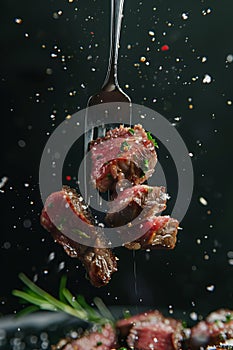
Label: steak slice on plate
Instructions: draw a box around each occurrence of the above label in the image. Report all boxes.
[54,323,117,350]
[190,309,233,349]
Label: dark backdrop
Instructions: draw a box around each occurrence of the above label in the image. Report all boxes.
[0,0,233,320]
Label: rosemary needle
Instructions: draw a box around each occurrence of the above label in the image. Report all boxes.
[12,273,114,326]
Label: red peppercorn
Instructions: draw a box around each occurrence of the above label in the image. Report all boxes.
[161,44,169,51]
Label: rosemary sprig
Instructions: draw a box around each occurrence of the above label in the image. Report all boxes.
[12,273,114,326]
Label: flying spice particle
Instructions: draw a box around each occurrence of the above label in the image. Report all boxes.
[199,197,208,206]
[202,74,212,84]
[15,18,23,24]
[66,175,72,181]
[161,44,169,51]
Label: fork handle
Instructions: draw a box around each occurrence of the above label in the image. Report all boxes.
[102,0,125,91]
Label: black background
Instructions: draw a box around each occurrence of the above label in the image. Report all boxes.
[0,0,233,321]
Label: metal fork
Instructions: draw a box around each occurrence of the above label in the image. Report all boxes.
[83,0,131,211]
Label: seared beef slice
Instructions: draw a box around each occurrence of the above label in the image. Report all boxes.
[90,124,157,193]
[41,186,117,287]
[105,185,167,227]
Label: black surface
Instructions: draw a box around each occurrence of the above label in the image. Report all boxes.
[1,0,233,318]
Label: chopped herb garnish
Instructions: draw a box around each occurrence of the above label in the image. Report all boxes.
[123,309,131,319]
[58,217,67,230]
[182,320,187,328]
[120,141,130,152]
[107,173,113,180]
[143,159,149,171]
[71,228,90,239]
[140,171,145,178]
[128,128,135,135]
[103,161,110,166]
[96,342,103,346]
[225,314,233,323]
[147,131,159,148]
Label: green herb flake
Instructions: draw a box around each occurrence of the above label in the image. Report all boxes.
[120,141,130,152]
[71,228,90,239]
[143,159,149,171]
[225,314,233,323]
[123,309,131,319]
[96,341,103,346]
[147,131,159,148]
[182,320,187,329]
[128,128,135,135]
[107,173,113,180]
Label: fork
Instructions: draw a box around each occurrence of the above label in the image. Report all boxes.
[84,0,131,209]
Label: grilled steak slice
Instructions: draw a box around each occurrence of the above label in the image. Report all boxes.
[116,310,164,339]
[207,345,233,350]
[105,185,167,227]
[54,323,117,350]
[124,215,179,250]
[190,309,233,349]
[127,322,184,350]
[90,124,157,193]
[116,310,185,350]
[40,186,117,287]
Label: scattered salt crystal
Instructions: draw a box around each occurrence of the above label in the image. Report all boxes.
[23,219,32,228]
[202,74,212,84]
[201,56,207,63]
[227,251,233,258]
[148,30,155,36]
[18,140,26,148]
[190,312,198,321]
[48,252,55,262]
[227,100,232,105]
[0,176,8,189]
[15,18,23,24]
[199,197,208,206]
[140,56,146,62]
[206,284,215,292]
[226,54,233,63]
[58,261,65,271]
[182,13,188,20]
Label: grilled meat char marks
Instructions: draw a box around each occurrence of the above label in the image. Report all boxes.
[190,309,233,349]
[40,186,117,287]
[90,124,157,193]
